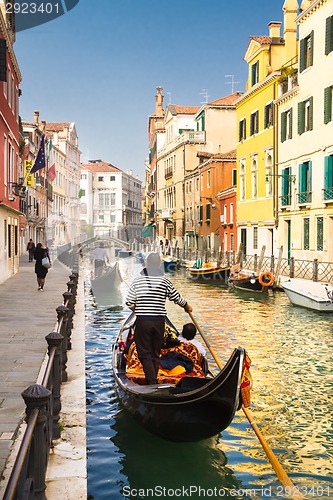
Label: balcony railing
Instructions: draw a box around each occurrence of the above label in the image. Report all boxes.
[323,186,333,201]
[157,130,206,158]
[297,191,312,205]
[280,194,292,207]
[161,208,174,220]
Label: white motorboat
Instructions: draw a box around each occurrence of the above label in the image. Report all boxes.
[281,278,333,312]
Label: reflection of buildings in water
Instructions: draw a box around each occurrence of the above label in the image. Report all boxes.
[110,409,243,495]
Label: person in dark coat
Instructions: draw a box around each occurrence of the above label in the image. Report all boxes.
[26,239,35,262]
[34,243,50,291]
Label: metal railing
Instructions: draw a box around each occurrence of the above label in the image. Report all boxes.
[3,256,79,500]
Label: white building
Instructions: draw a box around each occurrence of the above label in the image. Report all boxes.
[276,0,333,262]
[80,160,142,242]
[45,121,81,247]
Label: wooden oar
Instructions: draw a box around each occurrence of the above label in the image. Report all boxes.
[187,311,304,499]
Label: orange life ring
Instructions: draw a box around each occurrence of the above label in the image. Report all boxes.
[259,271,274,287]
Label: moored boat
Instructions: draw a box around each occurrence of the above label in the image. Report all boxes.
[281,278,333,312]
[187,259,230,282]
[228,265,275,292]
[112,313,249,442]
[162,256,178,273]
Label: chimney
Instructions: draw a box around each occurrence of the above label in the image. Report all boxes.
[155,86,164,116]
[33,111,39,124]
[283,0,298,62]
[300,0,312,12]
[269,22,282,38]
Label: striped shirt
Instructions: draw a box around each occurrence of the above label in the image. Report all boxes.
[125,274,187,316]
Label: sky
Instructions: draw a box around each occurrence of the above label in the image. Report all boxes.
[14,0,285,182]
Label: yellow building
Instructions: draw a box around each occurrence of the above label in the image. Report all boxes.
[236,1,298,257]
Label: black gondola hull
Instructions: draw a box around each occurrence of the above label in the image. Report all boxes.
[113,332,244,442]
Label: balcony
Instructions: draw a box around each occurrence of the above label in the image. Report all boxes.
[161,208,174,220]
[297,191,312,206]
[280,194,292,208]
[157,130,206,158]
[323,186,333,203]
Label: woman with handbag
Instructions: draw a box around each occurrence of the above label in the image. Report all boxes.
[34,243,51,291]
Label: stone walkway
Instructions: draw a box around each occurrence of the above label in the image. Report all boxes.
[0,256,86,498]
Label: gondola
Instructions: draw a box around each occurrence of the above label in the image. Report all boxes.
[112,313,248,442]
[228,269,275,292]
[91,261,122,306]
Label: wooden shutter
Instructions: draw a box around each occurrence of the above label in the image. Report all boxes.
[310,31,314,66]
[325,16,333,55]
[298,101,305,134]
[324,86,332,124]
[299,38,305,72]
[0,38,6,82]
[281,111,287,142]
[309,96,313,130]
[289,108,293,139]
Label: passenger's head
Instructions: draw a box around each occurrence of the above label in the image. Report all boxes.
[36,242,42,248]
[181,323,196,340]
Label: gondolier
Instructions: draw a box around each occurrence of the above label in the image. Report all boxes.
[93,242,109,277]
[125,252,193,385]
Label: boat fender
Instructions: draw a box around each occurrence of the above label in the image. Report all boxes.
[259,271,274,287]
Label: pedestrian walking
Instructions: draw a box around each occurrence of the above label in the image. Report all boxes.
[26,238,35,262]
[34,243,50,291]
[125,252,193,385]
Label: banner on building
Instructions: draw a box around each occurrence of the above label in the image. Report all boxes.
[24,160,34,187]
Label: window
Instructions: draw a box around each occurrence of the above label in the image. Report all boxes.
[110,175,115,181]
[324,85,333,124]
[325,15,333,55]
[324,154,333,200]
[316,217,324,251]
[299,31,314,72]
[98,176,104,182]
[281,108,293,142]
[232,169,237,186]
[264,102,274,128]
[250,110,259,135]
[298,97,313,134]
[281,167,292,206]
[199,205,203,223]
[251,60,259,86]
[230,233,234,251]
[0,38,6,83]
[205,204,211,222]
[239,118,246,141]
[229,203,234,224]
[298,161,312,204]
[240,161,246,201]
[251,159,258,199]
[303,218,310,250]
[223,204,227,224]
[253,227,258,250]
[207,170,210,187]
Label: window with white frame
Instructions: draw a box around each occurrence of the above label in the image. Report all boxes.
[251,158,258,199]
[207,170,210,187]
[253,227,258,250]
[240,161,246,201]
[229,203,234,224]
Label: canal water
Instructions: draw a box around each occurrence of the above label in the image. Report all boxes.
[85,257,333,500]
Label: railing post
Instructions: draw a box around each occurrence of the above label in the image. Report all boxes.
[63,291,73,350]
[313,258,318,282]
[290,257,295,278]
[45,331,64,439]
[56,305,69,382]
[254,253,258,272]
[21,385,51,500]
[270,255,275,273]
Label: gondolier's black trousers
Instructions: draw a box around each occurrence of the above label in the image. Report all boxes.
[134,316,165,385]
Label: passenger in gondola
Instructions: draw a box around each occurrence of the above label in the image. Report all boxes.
[125,252,193,385]
[178,323,206,356]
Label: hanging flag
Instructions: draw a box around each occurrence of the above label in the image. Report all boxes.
[47,139,56,181]
[78,187,83,198]
[141,224,152,237]
[30,135,46,174]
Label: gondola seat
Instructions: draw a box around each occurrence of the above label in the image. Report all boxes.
[125,341,206,385]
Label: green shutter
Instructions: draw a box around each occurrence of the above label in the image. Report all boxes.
[281,112,287,142]
[324,86,332,124]
[251,64,255,86]
[309,96,313,130]
[325,16,333,55]
[289,108,293,138]
[299,38,305,72]
[308,161,312,198]
[243,118,246,139]
[310,31,314,66]
[298,101,305,134]
[282,168,289,196]
[324,155,333,187]
[299,163,307,193]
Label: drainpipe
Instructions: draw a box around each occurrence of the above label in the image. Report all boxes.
[273,80,279,229]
